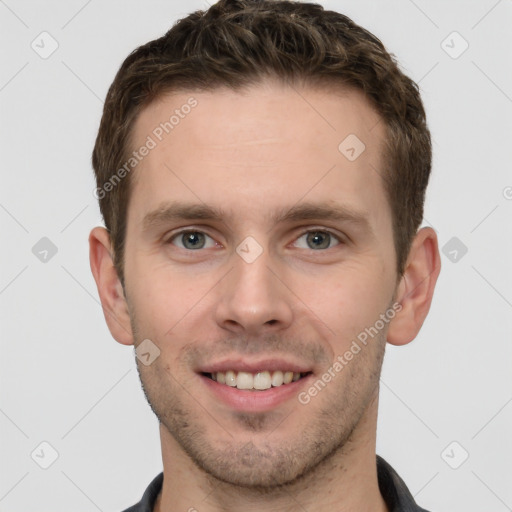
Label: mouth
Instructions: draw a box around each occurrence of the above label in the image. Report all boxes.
[197,360,314,413]
[202,370,312,391]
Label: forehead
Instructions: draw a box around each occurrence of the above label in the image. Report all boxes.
[133,79,384,158]
[128,79,390,233]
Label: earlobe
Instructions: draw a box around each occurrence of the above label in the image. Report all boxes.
[387,227,441,346]
[88,226,134,346]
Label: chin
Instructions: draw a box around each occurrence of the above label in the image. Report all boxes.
[197,448,309,489]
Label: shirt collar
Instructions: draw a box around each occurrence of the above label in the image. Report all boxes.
[124,455,430,512]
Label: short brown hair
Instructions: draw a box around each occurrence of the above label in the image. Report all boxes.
[92,0,431,286]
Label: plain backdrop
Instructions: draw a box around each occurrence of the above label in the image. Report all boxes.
[1,1,511,511]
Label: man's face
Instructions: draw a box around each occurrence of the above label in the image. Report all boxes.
[122,80,398,487]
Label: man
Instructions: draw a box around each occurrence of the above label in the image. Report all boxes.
[89,0,441,510]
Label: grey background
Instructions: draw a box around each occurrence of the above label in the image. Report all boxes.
[1,0,511,510]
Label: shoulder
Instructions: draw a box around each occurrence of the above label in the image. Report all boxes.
[120,472,164,512]
[377,455,431,512]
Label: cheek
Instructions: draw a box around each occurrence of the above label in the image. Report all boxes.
[312,261,393,346]
[127,260,213,341]
[125,263,170,336]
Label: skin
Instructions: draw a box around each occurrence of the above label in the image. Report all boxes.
[89,78,440,511]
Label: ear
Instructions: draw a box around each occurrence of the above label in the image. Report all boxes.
[387,226,441,346]
[89,226,134,346]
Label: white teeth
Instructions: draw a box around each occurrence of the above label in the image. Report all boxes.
[253,371,271,390]
[210,370,303,390]
[225,370,237,387]
[236,371,254,390]
[271,371,284,387]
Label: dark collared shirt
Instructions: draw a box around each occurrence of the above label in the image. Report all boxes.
[122,455,430,511]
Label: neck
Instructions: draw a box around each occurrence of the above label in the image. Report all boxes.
[154,393,388,512]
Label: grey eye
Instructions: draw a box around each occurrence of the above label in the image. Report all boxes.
[182,232,205,249]
[170,231,216,250]
[294,231,340,250]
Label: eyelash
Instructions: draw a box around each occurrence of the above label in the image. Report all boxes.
[165,228,344,251]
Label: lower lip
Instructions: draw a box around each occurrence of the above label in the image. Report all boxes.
[200,374,312,412]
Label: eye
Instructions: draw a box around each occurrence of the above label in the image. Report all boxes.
[167,230,218,250]
[165,229,342,252]
[293,230,342,250]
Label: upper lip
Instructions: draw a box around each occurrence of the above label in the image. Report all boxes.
[197,357,313,374]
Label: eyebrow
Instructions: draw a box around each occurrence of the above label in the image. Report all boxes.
[142,200,374,235]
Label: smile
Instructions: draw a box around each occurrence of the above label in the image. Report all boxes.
[205,370,310,391]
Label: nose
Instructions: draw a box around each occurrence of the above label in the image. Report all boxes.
[214,247,294,335]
